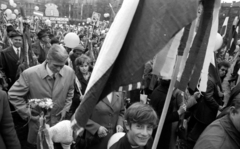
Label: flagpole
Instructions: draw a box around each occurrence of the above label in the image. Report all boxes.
[109,3,116,17]
[152,55,182,149]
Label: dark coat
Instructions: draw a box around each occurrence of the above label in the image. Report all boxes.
[0,47,28,147]
[0,90,21,149]
[0,46,20,89]
[194,76,223,125]
[85,92,125,149]
[69,71,90,116]
[32,41,48,63]
[149,83,180,149]
[194,115,240,149]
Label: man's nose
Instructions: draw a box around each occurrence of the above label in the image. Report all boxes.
[141,127,148,136]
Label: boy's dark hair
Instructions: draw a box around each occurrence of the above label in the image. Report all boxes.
[125,102,158,128]
[218,61,230,69]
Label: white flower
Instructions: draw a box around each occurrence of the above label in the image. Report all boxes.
[39,102,46,108]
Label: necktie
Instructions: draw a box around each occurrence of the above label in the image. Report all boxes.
[52,73,56,81]
[17,48,20,58]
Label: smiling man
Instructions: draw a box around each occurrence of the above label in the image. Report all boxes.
[109,103,158,149]
[8,44,75,149]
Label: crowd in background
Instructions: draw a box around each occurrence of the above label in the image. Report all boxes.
[0,3,240,149]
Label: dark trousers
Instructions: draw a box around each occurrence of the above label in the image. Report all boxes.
[187,119,207,149]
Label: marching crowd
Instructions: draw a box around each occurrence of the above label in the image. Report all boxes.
[1,8,240,149]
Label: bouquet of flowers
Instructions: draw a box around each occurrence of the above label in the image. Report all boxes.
[29,98,53,115]
[29,98,54,149]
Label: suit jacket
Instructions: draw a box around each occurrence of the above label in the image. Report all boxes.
[0,46,20,89]
[85,92,125,149]
[0,90,21,149]
[8,61,75,144]
[32,41,49,64]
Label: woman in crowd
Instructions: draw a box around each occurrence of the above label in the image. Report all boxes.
[84,91,125,149]
[69,54,92,115]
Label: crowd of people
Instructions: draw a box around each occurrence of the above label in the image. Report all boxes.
[1,1,240,149]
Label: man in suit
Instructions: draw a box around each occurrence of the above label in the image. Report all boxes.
[0,30,29,148]
[32,29,51,63]
[0,90,21,149]
[0,30,23,90]
[8,44,75,149]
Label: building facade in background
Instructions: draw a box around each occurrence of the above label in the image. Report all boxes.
[1,0,123,23]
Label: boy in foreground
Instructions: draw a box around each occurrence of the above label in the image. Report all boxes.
[109,102,158,149]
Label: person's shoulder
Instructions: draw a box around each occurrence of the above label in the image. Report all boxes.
[0,90,7,98]
[63,65,75,73]
[194,119,226,149]
[108,133,127,149]
[23,64,42,75]
[32,41,40,46]
[1,46,12,54]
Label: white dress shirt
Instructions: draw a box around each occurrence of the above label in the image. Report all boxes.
[13,46,20,57]
[46,63,55,79]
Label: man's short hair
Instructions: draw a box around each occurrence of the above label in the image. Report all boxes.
[125,102,158,128]
[47,44,68,63]
[218,61,230,69]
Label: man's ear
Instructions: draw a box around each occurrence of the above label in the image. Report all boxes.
[124,120,130,131]
[230,106,238,115]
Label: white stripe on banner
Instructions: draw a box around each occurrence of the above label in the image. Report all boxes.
[137,82,141,89]
[160,29,184,80]
[222,17,229,38]
[199,0,221,92]
[85,0,140,94]
[118,82,142,92]
[118,86,123,92]
[128,84,133,91]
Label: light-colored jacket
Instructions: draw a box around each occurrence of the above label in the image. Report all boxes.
[194,115,240,149]
[8,61,75,144]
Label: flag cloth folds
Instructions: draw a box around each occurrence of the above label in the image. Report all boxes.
[74,0,198,127]
[220,4,232,38]
[179,0,215,91]
[228,16,240,56]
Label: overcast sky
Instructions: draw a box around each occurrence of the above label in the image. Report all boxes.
[222,0,240,2]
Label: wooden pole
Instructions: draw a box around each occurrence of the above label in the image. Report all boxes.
[152,55,182,149]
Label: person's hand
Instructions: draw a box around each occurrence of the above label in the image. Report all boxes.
[56,109,67,121]
[219,106,224,111]
[98,126,108,138]
[177,104,187,116]
[79,96,84,101]
[116,125,124,132]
